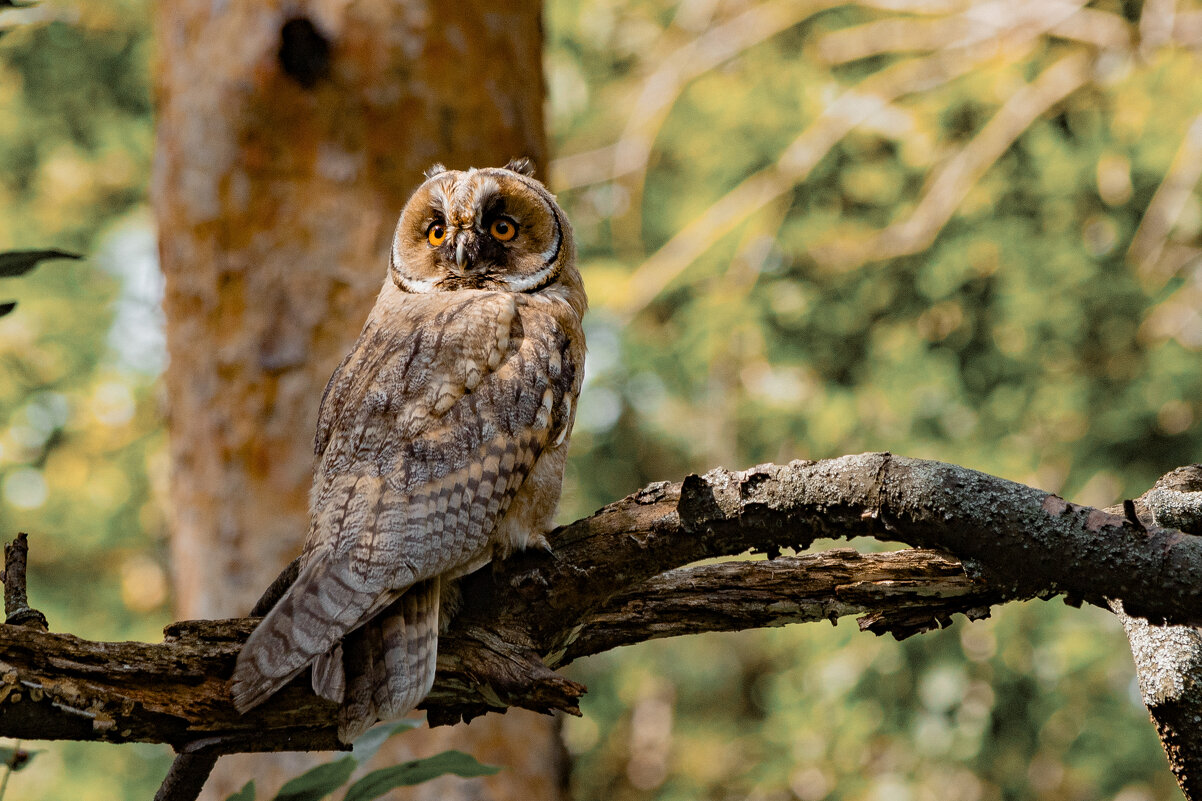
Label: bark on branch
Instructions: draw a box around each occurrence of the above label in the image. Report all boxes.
[1106,465,1202,799]
[1,453,1200,763]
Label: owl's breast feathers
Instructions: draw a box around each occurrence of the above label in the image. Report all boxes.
[229,283,584,721]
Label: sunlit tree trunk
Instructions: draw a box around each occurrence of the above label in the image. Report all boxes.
[152,1,566,797]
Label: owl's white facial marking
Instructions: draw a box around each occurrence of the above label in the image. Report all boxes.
[392,163,578,298]
[537,206,562,265]
[390,235,441,293]
[446,177,478,228]
[470,177,501,225]
[502,262,557,293]
[427,181,450,218]
[395,272,442,293]
[485,169,562,266]
[393,269,441,292]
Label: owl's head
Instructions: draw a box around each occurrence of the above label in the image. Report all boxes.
[390,159,581,304]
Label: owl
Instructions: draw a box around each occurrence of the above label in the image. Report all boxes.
[230,158,586,742]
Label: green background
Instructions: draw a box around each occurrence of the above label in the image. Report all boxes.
[0,0,1197,798]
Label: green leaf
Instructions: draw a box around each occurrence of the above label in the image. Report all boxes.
[351,719,421,765]
[226,780,255,801]
[0,302,16,317]
[343,751,500,801]
[0,249,83,278]
[0,746,41,771]
[272,755,357,801]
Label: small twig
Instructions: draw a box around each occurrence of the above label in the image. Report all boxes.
[2,534,47,632]
[1124,499,1147,531]
[152,753,219,801]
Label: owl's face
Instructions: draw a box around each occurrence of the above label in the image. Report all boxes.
[391,159,577,297]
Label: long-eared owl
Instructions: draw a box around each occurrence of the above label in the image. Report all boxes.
[230,158,586,742]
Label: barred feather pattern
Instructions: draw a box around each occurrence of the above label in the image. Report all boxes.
[230,283,584,738]
[330,577,440,742]
[231,164,585,739]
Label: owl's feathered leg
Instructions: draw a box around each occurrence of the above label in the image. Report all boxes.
[337,577,440,743]
[378,577,441,716]
[230,557,401,713]
[338,615,388,742]
[311,644,345,703]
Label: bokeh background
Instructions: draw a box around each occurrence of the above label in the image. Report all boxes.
[1,0,1200,798]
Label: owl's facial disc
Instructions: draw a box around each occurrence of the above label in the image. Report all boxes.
[392,164,570,295]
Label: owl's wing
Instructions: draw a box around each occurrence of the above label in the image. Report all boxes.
[230,288,581,713]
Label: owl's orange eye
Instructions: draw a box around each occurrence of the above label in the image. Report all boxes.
[489,218,517,242]
[427,223,446,246]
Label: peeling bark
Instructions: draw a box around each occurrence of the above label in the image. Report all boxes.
[560,548,1000,663]
[1109,465,1202,800]
[0,549,976,748]
[514,455,1202,635]
[3,454,1202,799]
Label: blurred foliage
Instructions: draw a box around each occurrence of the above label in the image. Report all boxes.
[217,720,499,801]
[0,1,168,799]
[545,0,1202,799]
[1,0,1201,799]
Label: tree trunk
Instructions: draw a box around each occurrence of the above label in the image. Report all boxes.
[151,1,564,797]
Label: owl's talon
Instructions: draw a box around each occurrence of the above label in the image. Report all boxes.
[492,540,515,562]
[235,162,586,727]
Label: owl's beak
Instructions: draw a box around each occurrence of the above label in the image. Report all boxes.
[455,238,470,271]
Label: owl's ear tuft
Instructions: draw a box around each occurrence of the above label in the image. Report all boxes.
[423,163,447,179]
[503,157,536,177]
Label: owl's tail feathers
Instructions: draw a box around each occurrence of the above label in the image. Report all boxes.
[337,577,440,743]
[230,558,392,714]
[311,645,346,704]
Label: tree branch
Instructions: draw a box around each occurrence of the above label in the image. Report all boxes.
[2,453,1200,759]
[1107,464,1202,799]
[559,548,1003,664]
[2,533,47,631]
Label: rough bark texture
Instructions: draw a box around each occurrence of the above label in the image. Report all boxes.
[5,454,1202,801]
[151,1,556,798]
[2,533,46,632]
[0,544,988,748]
[1108,465,1202,800]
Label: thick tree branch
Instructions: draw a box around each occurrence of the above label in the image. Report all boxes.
[1,453,1200,757]
[504,453,1202,634]
[1107,465,1202,800]
[559,548,1003,664]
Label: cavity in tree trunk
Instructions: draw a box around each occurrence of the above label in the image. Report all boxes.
[152,1,565,797]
